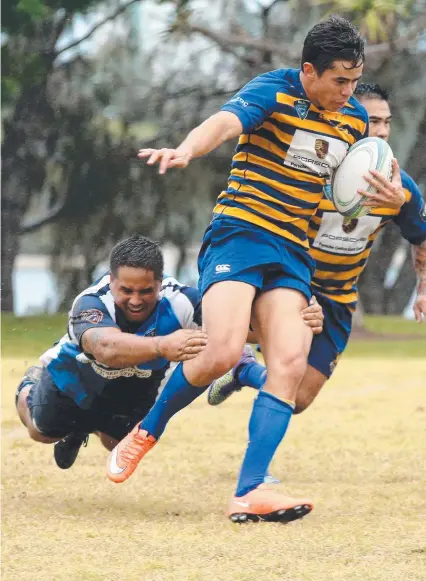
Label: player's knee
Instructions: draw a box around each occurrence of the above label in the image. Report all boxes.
[294,395,315,414]
[271,351,307,384]
[26,423,57,443]
[202,343,242,378]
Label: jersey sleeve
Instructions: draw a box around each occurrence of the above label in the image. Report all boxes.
[220,72,282,134]
[393,173,426,245]
[69,294,119,346]
[178,286,202,329]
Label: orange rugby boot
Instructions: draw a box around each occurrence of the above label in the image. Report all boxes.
[106,423,157,483]
[227,484,313,523]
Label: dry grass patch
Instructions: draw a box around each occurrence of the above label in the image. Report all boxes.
[2,357,426,581]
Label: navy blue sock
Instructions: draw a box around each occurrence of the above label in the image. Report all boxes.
[236,390,294,497]
[237,362,267,391]
[140,363,207,439]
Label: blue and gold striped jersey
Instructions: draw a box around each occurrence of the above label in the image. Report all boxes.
[308,170,426,310]
[215,68,369,248]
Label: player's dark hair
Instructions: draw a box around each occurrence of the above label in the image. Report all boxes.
[354,83,390,102]
[109,234,164,280]
[302,16,365,75]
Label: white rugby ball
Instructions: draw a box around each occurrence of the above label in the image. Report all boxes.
[332,137,393,218]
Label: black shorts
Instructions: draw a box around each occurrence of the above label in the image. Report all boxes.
[27,368,157,440]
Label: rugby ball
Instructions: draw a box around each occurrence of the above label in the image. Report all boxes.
[332,137,393,218]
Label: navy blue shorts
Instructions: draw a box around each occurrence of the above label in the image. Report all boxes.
[308,292,353,378]
[198,215,314,302]
[26,368,156,440]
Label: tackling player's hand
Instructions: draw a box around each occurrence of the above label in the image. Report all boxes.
[413,292,426,323]
[157,329,208,361]
[138,147,192,175]
[359,158,406,210]
[301,295,324,335]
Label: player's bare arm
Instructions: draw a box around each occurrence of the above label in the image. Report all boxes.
[412,240,426,322]
[359,158,406,209]
[137,111,243,175]
[81,326,208,367]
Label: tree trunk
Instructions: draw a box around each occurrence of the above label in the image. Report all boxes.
[1,189,23,312]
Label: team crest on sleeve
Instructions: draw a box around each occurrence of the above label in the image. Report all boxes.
[294,99,310,120]
[79,309,104,324]
[315,139,329,160]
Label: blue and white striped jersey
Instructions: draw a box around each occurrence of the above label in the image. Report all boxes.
[40,274,201,409]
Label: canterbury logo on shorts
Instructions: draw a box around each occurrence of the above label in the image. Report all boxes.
[215,264,231,273]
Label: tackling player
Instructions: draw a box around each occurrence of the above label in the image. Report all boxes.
[15,235,207,468]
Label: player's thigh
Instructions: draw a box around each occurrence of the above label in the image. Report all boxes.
[202,280,256,348]
[183,280,257,385]
[253,287,312,368]
[294,365,328,414]
[26,369,85,441]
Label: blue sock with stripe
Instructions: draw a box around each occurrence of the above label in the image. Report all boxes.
[140,362,207,439]
[237,362,267,390]
[236,390,294,497]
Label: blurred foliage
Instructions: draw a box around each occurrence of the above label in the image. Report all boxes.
[315,0,416,42]
[2,0,426,314]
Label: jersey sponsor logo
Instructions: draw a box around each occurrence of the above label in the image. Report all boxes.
[312,213,382,255]
[294,99,310,120]
[79,309,104,324]
[314,139,329,160]
[284,130,348,177]
[215,264,231,273]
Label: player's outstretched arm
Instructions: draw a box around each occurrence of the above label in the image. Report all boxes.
[360,159,406,210]
[81,327,208,368]
[137,111,243,175]
[412,240,426,323]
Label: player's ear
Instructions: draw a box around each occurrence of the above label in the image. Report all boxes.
[302,62,316,79]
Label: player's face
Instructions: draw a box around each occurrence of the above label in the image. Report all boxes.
[359,98,392,142]
[304,60,363,112]
[110,266,162,322]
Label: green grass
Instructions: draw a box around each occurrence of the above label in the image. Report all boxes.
[362,315,426,337]
[1,313,425,360]
[1,314,67,358]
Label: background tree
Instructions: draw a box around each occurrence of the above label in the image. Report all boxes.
[3,0,425,314]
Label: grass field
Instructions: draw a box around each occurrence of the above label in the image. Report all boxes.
[2,316,426,581]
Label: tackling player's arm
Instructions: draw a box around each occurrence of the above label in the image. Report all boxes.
[412,240,426,323]
[70,295,207,368]
[138,74,279,174]
[81,326,208,368]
